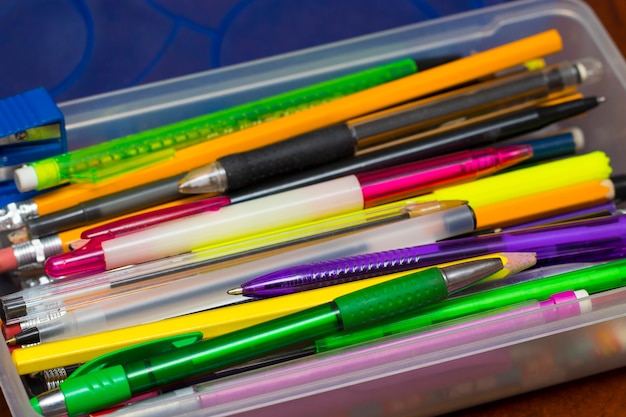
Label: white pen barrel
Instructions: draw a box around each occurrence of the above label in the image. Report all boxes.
[101,176,365,270]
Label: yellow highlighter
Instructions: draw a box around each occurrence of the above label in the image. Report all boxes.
[407,151,611,208]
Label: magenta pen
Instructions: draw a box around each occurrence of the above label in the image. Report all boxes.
[44,144,532,278]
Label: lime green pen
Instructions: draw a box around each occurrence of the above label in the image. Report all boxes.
[316,258,626,352]
[30,258,501,416]
[15,57,439,192]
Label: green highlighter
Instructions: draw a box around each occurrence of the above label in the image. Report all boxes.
[16,57,427,191]
[30,258,500,416]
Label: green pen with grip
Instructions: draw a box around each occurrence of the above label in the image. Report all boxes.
[315,257,626,352]
[30,258,501,416]
[16,56,446,191]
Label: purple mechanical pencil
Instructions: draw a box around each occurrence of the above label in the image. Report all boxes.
[230,214,626,298]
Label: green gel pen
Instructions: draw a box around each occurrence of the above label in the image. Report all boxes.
[16,58,427,191]
[315,258,626,352]
[30,258,501,416]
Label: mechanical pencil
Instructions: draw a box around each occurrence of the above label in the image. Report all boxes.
[10,204,477,344]
[201,96,603,206]
[177,59,598,194]
[8,251,532,374]
[14,57,433,192]
[78,131,577,244]
[102,290,586,417]
[0,200,459,324]
[230,214,626,298]
[29,258,504,416]
[611,174,626,203]
[3,30,563,223]
[44,144,531,278]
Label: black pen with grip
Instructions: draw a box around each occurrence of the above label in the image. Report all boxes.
[178,59,600,194]
[225,96,603,205]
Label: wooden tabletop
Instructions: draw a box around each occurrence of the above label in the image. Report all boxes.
[2,1,625,416]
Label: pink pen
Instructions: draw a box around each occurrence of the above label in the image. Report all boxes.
[44,144,532,278]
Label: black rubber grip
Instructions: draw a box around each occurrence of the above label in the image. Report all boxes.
[219,124,355,190]
[230,99,597,205]
[27,174,185,237]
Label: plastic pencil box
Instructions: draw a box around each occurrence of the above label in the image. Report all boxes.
[3,0,626,415]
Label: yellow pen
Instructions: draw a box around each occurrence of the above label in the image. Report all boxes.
[12,251,536,375]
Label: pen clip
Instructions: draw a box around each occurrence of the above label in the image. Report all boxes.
[68,332,204,379]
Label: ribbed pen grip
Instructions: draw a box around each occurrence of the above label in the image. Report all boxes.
[274,247,425,292]
[334,267,446,330]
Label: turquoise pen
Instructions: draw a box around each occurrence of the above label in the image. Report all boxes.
[30,258,502,416]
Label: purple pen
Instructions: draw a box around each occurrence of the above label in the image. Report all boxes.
[230,214,626,298]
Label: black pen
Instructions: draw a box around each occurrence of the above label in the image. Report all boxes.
[223,96,603,205]
[178,59,599,194]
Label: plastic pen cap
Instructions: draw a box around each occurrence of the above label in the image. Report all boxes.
[44,241,106,279]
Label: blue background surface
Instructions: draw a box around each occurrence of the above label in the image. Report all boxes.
[1,0,513,103]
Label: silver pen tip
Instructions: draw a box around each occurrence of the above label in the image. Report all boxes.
[227,287,243,295]
[178,161,228,194]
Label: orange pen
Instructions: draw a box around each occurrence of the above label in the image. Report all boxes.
[472,178,616,230]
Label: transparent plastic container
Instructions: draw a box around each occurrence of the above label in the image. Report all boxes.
[3,0,626,416]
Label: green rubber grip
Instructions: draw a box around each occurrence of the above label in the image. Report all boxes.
[334,267,447,331]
